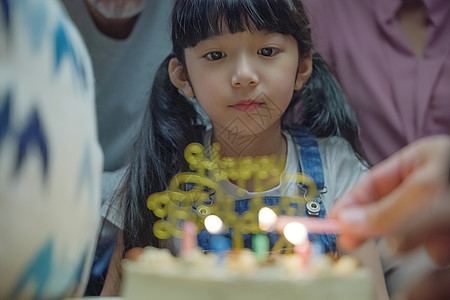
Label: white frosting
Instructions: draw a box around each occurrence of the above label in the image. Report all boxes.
[120,248,375,300]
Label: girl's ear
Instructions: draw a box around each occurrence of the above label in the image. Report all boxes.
[294,51,313,91]
[168,58,194,98]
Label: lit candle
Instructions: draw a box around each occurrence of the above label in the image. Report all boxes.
[283,222,311,267]
[204,215,224,235]
[181,221,197,257]
[258,207,278,232]
[205,215,230,263]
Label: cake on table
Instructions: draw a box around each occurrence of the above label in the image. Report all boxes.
[120,143,375,300]
[120,247,374,300]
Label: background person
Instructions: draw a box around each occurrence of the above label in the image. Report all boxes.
[61,0,176,294]
[303,0,450,166]
[303,0,450,295]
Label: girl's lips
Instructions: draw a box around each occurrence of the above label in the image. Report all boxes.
[232,100,262,112]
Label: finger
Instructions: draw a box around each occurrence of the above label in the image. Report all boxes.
[424,235,450,266]
[407,268,450,300]
[331,167,399,213]
[331,145,420,215]
[336,233,366,251]
[335,183,418,237]
[389,199,450,247]
[395,219,450,252]
[333,136,450,252]
[335,164,443,241]
[333,136,446,215]
[387,206,450,265]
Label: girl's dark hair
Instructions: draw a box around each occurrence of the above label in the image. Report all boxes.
[120,0,367,253]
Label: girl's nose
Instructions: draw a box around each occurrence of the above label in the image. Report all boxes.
[231,57,259,87]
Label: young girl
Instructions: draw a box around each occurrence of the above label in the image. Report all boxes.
[101,0,387,297]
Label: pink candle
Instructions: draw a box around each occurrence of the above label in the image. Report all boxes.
[181,221,197,256]
[294,240,311,267]
[276,216,341,235]
[283,221,311,269]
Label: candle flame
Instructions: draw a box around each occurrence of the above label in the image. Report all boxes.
[283,222,308,245]
[204,215,224,234]
[258,207,277,231]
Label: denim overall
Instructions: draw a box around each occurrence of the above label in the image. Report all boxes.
[197,128,337,255]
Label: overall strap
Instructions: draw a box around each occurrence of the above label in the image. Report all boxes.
[290,127,325,190]
[290,126,337,254]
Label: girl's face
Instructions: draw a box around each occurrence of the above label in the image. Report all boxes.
[171,30,311,138]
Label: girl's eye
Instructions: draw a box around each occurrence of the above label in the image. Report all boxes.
[205,51,226,61]
[258,47,280,57]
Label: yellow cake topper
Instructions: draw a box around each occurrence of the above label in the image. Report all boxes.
[147,142,318,248]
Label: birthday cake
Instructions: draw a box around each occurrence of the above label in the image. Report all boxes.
[120,143,375,299]
[120,247,375,300]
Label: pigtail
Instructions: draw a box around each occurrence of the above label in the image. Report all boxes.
[287,52,367,163]
[121,54,204,253]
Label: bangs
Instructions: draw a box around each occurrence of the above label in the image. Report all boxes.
[172,0,306,50]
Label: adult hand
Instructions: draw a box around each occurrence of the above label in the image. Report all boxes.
[406,268,450,300]
[330,135,450,266]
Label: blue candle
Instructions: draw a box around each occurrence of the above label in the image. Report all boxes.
[205,215,230,265]
[211,234,231,265]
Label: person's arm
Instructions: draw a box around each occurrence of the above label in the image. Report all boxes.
[330,135,450,265]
